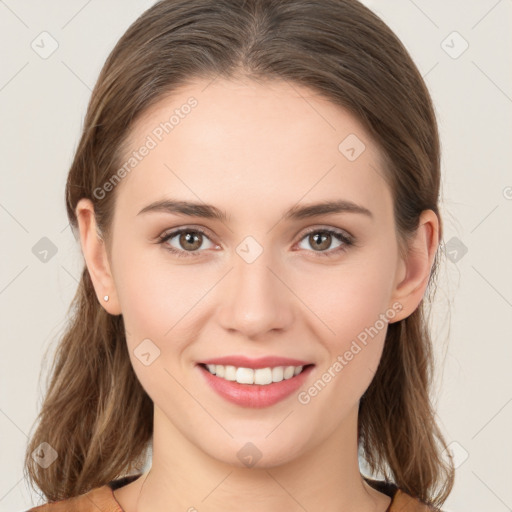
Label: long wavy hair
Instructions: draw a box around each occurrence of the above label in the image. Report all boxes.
[24,0,455,508]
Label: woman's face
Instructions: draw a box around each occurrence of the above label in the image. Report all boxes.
[93,78,413,467]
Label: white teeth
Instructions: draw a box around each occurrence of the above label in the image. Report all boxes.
[254,367,272,385]
[271,366,284,382]
[204,364,305,385]
[283,366,295,379]
[224,365,237,381]
[236,366,254,384]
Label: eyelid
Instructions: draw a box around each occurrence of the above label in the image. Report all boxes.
[157,225,219,248]
[158,224,215,240]
[157,224,353,242]
[157,224,355,258]
[296,224,354,242]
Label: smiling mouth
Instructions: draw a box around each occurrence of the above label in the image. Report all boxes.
[198,363,314,386]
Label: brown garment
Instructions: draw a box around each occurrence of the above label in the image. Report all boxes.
[26,474,438,511]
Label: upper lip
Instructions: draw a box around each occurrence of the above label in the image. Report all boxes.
[199,355,313,369]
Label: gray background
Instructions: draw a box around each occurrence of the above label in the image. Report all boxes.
[1,1,511,511]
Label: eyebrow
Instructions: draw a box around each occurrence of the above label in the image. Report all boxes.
[137,198,373,221]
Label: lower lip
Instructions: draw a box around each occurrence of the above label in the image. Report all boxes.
[197,364,314,408]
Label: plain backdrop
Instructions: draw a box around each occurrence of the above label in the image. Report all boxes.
[0,1,511,511]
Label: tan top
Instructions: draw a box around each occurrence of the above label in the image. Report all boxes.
[26,474,438,511]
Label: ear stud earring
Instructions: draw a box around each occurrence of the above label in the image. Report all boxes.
[103,295,109,302]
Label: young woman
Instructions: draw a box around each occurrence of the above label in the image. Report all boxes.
[24,0,455,511]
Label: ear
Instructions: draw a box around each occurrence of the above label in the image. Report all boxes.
[75,198,122,315]
[388,209,439,322]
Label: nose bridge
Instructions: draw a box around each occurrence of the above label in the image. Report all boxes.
[217,243,294,337]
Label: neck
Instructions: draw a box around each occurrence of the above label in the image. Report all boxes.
[127,404,391,512]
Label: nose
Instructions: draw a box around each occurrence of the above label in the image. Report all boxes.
[216,249,295,339]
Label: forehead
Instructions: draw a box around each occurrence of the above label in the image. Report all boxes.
[113,78,392,223]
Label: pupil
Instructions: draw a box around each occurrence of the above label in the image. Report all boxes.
[181,232,201,250]
[312,232,330,251]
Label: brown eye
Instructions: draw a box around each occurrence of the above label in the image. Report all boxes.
[297,228,353,257]
[158,227,217,257]
[308,231,332,251]
[178,231,203,251]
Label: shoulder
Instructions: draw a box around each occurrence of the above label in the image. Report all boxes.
[391,489,443,512]
[364,477,442,512]
[25,483,122,512]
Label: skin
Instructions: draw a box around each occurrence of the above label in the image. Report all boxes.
[76,78,439,512]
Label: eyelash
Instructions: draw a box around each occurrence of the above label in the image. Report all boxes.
[156,226,355,259]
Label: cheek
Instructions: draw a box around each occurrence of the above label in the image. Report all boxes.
[111,242,217,356]
[305,251,396,340]
[298,246,397,396]
[112,254,206,404]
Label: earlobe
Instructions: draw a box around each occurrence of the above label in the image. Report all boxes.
[75,198,122,315]
[388,210,439,323]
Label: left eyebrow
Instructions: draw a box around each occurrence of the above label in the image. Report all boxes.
[136,198,373,221]
[283,199,373,220]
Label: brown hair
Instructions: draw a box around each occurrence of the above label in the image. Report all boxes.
[24,0,454,508]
